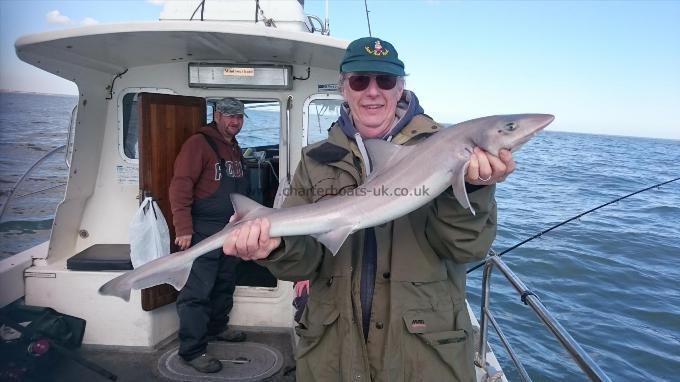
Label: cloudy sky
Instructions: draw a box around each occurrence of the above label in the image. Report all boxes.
[1,0,679,139]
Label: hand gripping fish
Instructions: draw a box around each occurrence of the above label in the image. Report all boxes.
[99,114,554,301]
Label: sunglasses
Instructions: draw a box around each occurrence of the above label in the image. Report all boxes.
[347,74,398,91]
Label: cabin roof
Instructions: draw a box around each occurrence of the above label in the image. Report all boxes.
[15,21,348,78]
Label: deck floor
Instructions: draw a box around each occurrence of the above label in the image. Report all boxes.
[12,328,296,382]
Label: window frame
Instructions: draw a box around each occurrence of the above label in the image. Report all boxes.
[117,88,176,163]
[302,93,344,147]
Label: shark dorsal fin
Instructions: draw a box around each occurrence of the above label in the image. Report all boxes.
[230,193,271,219]
[363,139,411,176]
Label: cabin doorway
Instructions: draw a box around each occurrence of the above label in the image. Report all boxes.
[125,93,280,310]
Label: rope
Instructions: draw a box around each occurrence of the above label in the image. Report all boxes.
[467,176,680,274]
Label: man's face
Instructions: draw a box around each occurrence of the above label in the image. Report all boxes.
[341,72,404,139]
[214,112,244,141]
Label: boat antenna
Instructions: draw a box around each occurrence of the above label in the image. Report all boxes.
[190,0,206,21]
[467,176,680,274]
[324,0,330,35]
[364,0,372,36]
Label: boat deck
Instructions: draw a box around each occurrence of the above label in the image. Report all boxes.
[2,299,507,382]
[16,327,296,382]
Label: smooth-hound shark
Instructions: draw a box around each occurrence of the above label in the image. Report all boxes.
[99,114,554,301]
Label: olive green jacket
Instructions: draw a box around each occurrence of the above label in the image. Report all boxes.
[259,115,497,381]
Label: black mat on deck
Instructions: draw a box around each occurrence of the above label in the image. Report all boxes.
[66,244,133,271]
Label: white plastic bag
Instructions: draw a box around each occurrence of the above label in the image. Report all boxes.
[129,197,170,268]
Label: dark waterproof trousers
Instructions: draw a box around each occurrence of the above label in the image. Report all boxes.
[176,133,248,361]
[176,233,240,360]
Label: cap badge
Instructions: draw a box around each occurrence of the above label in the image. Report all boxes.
[365,40,389,57]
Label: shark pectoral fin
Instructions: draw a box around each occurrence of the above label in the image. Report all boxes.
[231,193,271,219]
[452,162,475,215]
[312,225,355,256]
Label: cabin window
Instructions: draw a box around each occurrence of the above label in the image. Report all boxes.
[119,89,176,162]
[237,100,281,209]
[206,103,214,123]
[204,99,281,149]
[303,95,343,146]
[205,98,281,208]
[121,93,140,159]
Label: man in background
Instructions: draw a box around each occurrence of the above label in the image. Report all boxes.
[169,97,249,373]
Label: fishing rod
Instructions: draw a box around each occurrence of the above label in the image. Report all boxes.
[467,176,680,274]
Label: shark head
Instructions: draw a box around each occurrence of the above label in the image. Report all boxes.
[441,113,554,215]
[463,114,555,155]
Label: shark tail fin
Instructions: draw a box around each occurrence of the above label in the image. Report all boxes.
[98,253,193,301]
[230,193,272,220]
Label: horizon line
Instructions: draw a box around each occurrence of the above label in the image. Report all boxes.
[1,89,677,142]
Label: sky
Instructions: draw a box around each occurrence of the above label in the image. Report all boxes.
[0,0,679,140]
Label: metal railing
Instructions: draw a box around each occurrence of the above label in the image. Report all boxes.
[475,252,611,382]
[0,145,67,223]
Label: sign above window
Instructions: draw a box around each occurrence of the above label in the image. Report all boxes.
[189,64,292,90]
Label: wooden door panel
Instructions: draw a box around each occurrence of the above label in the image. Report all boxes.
[137,93,206,311]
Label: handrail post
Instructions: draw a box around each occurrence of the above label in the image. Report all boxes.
[474,253,495,369]
[489,255,612,382]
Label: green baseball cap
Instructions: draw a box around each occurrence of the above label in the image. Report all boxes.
[340,37,405,76]
[215,97,248,117]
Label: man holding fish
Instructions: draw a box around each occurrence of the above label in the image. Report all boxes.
[223,37,515,381]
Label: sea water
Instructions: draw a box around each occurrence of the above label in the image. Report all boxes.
[0,91,678,381]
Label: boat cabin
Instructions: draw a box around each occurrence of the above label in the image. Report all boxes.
[10,0,347,348]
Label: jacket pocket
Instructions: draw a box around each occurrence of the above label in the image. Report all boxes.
[421,329,474,382]
[402,309,475,382]
[294,303,340,360]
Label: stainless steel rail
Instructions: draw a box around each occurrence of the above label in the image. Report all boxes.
[482,305,531,382]
[0,144,67,222]
[285,95,293,184]
[475,253,611,382]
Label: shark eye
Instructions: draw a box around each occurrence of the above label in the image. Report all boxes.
[505,122,517,131]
